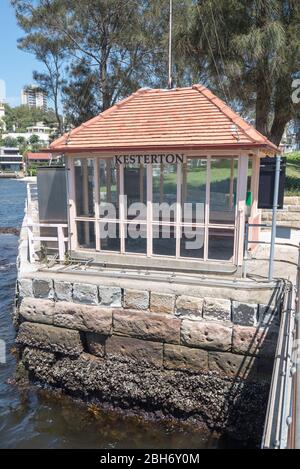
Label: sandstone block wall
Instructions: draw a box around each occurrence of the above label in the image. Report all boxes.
[16,277,280,379]
[14,276,281,441]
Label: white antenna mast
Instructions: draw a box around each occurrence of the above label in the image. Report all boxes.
[168,0,173,89]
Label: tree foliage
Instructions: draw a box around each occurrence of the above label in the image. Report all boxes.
[10,0,300,145]
[3,104,57,132]
[187,0,300,145]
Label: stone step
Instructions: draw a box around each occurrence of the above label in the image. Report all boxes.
[263,205,300,213]
[284,196,300,205]
[284,205,300,212]
[260,220,300,228]
[262,211,300,222]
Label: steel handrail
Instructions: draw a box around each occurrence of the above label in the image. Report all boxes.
[261,280,295,449]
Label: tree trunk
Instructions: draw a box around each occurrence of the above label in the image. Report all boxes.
[100,38,111,111]
[54,91,63,135]
[255,62,271,136]
[269,75,293,147]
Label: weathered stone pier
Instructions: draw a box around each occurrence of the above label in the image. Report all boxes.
[14,272,281,443]
[13,84,293,445]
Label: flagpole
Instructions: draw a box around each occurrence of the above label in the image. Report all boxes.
[168,0,173,89]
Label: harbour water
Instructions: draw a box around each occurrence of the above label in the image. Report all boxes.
[0,179,244,449]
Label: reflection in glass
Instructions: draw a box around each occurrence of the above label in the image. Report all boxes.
[153,164,177,222]
[208,228,234,261]
[74,158,95,217]
[99,159,119,218]
[77,221,95,249]
[124,163,146,220]
[180,227,204,258]
[152,224,176,256]
[210,158,238,224]
[125,223,147,254]
[182,159,206,224]
[100,222,120,252]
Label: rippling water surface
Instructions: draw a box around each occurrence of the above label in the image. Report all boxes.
[0,179,244,449]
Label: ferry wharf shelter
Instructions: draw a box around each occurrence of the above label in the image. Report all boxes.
[16,84,284,443]
[49,84,279,275]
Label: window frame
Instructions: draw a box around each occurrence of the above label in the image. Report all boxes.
[69,154,246,265]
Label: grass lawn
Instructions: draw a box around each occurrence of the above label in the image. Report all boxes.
[104,155,300,200]
[285,151,300,196]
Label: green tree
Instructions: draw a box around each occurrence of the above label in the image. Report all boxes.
[62,59,101,127]
[187,0,300,145]
[11,0,169,115]
[29,134,40,145]
[21,35,66,134]
[3,104,57,132]
[2,137,18,147]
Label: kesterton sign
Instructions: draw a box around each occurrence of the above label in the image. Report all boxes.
[114,153,184,165]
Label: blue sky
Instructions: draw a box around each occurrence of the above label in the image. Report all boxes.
[0,0,42,106]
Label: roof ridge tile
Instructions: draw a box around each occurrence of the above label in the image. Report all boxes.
[192,84,277,150]
[50,88,149,148]
[50,84,278,153]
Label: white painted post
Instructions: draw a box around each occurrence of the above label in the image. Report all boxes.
[236,155,249,266]
[229,158,235,209]
[94,157,100,251]
[57,225,65,262]
[67,157,78,252]
[268,154,281,281]
[26,183,31,217]
[82,159,90,245]
[147,164,153,257]
[204,156,211,262]
[176,163,182,258]
[119,164,125,254]
[27,224,35,264]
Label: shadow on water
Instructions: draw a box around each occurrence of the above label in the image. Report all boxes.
[0,179,249,449]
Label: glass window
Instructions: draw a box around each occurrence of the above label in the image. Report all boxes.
[208,228,234,261]
[152,224,176,256]
[99,159,120,219]
[77,221,95,249]
[210,158,237,225]
[153,164,177,222]
[99,222,120,252]
[180,226,205,259]
[182,159,206,224]
[124,163,146,220]
[125,223,147,254]
[74,158,95,217]
[73,156,240,265]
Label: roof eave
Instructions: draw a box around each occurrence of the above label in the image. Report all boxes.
[48,142,279,155]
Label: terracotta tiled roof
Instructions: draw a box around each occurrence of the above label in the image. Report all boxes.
[50,84,278,154]
[26,152,52,160]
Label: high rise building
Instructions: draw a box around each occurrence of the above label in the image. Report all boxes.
[0,79,6,131]
[21,85,48,111]
[0,103,5,131]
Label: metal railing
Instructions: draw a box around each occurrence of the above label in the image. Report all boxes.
[26,182,68,264]
[245,221,300,448]
[288,249,300,448]
[27,222,68,263]
[243,222,300,279]
[261,280,295,449]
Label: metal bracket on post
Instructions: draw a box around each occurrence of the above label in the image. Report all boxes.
[268,154,281,282]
